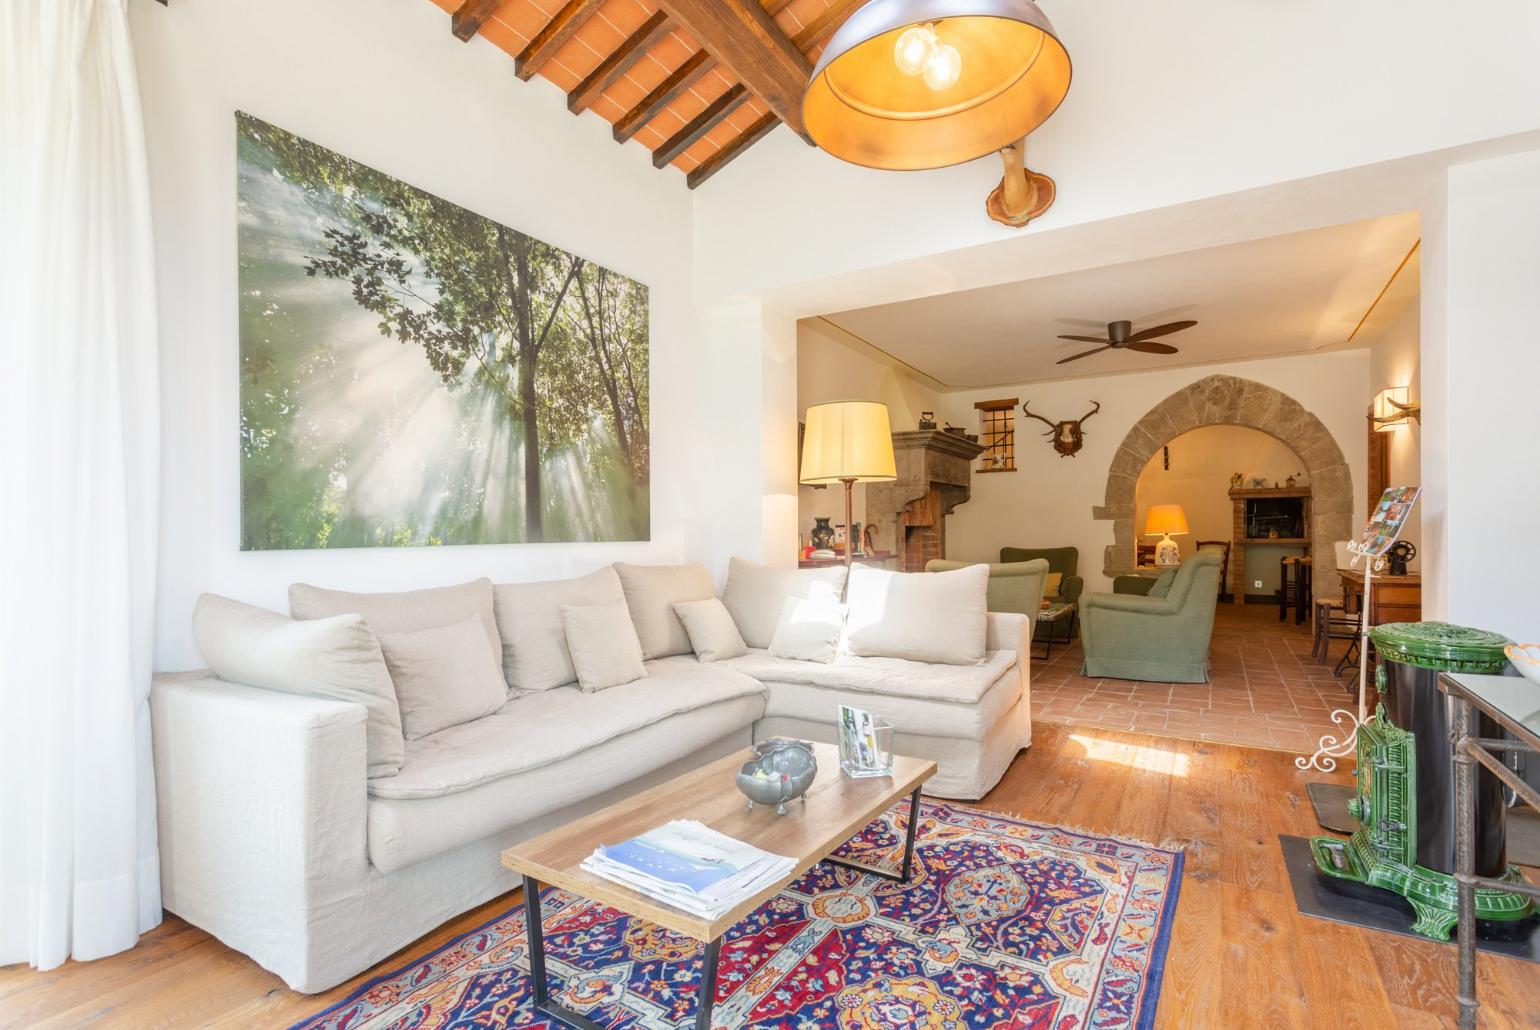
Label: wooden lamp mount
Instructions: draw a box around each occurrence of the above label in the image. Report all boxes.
[986,139,1055,229]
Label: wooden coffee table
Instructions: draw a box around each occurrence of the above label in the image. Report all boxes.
[501,742,936,1030]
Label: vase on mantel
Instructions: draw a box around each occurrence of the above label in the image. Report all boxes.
[810,517,835,551]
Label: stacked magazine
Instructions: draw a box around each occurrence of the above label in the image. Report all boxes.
[581,821,795,919]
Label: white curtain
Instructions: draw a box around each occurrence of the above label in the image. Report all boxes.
[0,0,162,968]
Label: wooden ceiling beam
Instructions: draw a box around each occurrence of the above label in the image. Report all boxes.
[513,0,606,81]
[568,10,672,114]
[790,0,864,51]
[614,50,714,143]
[652,85,749,168]
[451,0,504,41]
[687,112,780,189]
[654,0,811,134]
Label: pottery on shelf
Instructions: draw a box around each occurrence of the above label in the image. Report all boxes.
[810,517,835,551]
[736,739,818,815]
[1506,643,1540,687]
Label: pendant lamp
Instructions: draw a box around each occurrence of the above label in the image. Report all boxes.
[803,0,1071,228]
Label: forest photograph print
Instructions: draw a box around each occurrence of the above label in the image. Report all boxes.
[237,112,649,549]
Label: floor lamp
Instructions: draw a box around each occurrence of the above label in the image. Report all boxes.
[799,401,898,569]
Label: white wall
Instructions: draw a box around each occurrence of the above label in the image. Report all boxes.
[1365,299,1423,566]
[934,350,1368,594]
[132,0,708,669]
[795,320,941,548]
[1420,149,1540,639]
[1135,426,1304,593]
[693,0,1540,307]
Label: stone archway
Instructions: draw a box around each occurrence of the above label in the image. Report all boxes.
[1092,374,1354,597]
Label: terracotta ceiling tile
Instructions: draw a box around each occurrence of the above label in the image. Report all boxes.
[589,95,627,122]
[541,60,583,92]
[634,123,668,150]
[600,74,647,110]
[428,0,456,15]
[477,18,526,55]
[488,1,556,44]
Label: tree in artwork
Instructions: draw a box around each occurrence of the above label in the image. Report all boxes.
[237,112,648,548]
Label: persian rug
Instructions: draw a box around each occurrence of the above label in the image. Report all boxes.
[293,801,1183,1030]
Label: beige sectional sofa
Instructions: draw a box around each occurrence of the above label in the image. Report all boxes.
[150,557,1039,992]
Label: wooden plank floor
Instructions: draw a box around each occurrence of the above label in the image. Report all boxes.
[2,723,1535,1028]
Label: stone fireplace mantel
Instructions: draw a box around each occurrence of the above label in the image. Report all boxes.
[866,430,985,572]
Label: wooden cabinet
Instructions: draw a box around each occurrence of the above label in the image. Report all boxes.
[1340,568,1422,626]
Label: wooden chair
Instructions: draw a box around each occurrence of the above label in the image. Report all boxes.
[1135,542,1156,566]
[1195,540,1231,602]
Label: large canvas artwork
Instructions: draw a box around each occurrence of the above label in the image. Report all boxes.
[237,112,649,549]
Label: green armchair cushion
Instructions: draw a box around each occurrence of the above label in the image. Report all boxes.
[1079,551,1222,683]
[999,546,1083,603]
[925,558,1050,620]
[1147,568,1178,598]
[1112,575,1156,595]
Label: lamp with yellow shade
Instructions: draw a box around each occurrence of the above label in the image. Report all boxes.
[1143,504,1190,567]
[800,401,898,568]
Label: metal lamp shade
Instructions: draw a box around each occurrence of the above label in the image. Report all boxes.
[803,0,1071,171]
[799,400,897,484]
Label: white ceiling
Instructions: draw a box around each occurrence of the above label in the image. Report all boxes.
[820,212,1420,389]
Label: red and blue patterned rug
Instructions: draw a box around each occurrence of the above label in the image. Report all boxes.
[294,801,1183,1030]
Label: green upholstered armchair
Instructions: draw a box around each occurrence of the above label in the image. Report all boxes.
[925,558,1050,622]
[1079,550,1222,683]
[999,546,1082,603]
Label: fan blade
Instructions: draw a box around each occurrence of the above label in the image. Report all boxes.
[1126,319,1197,342]
[1056,334,1111,344]
[1126,340,1179,355]
[1056,345,1113,365]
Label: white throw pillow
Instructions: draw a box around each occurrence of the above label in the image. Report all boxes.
[493,568,624,693]
[376,616,508,740]
[720,557,848,648]
[844,563,989,665]
[193,593,404,779]
[672,598,749,663]
[289,577,500,661]
[768,595,845,664]
[612,562,716,660]
[560,600,648,691]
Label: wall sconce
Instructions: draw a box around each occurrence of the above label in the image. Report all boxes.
[1371,386,1420,431]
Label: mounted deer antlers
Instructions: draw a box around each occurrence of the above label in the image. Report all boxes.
[1021,400,1100,457]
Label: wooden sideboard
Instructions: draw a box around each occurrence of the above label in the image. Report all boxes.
[1339,568,1421,626]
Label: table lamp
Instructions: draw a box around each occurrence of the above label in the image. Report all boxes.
[800,401,898,568]
[1144,504,1189,567]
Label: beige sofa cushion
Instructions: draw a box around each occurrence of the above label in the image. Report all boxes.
[768,595,844,663]
[720,557,847,648]
[724,648,1017,708]
[288,578,500,663]
[377,616,508,739]
[672,598,748,663]
[844,563,988,665]
[493,568,624,693]
[193,593,404,778]
[369,658,765,801]
[561,600,648,691]
[754,660,1021,741]
[613,562,716,659]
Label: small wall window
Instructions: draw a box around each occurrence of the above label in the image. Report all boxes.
[975,398,1018,472]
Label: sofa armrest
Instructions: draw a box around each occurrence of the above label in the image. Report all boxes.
[1081,591,1181,616]
[151,672,370,991]
[987,611,1031,651]
[1059,576,1084,603]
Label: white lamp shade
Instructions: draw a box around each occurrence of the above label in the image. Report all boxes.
[800,400,898,484]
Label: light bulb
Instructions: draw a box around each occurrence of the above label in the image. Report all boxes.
[922,42,962,91]
[893,23,937,77]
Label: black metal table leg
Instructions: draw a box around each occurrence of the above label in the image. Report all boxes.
[695,937,722,1030]
[1452,700,1479,1030]
[524,874,723,1030]
[825,786,923,884]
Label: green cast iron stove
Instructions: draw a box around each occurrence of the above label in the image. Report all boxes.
[1310,621,1534,939]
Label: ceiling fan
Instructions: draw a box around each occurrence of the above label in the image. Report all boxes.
[1055,319,1198,365]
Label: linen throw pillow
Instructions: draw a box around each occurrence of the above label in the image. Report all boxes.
[493,567,624,693]
[843,563,989,665]
[672,598,749,663]
[289,577,500,661]
[376,615,508,739]
[193,593,404,779]
[560,600,648,691]
[768,594,845,663]
[612,562,716,660]
[720,557,848,648]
